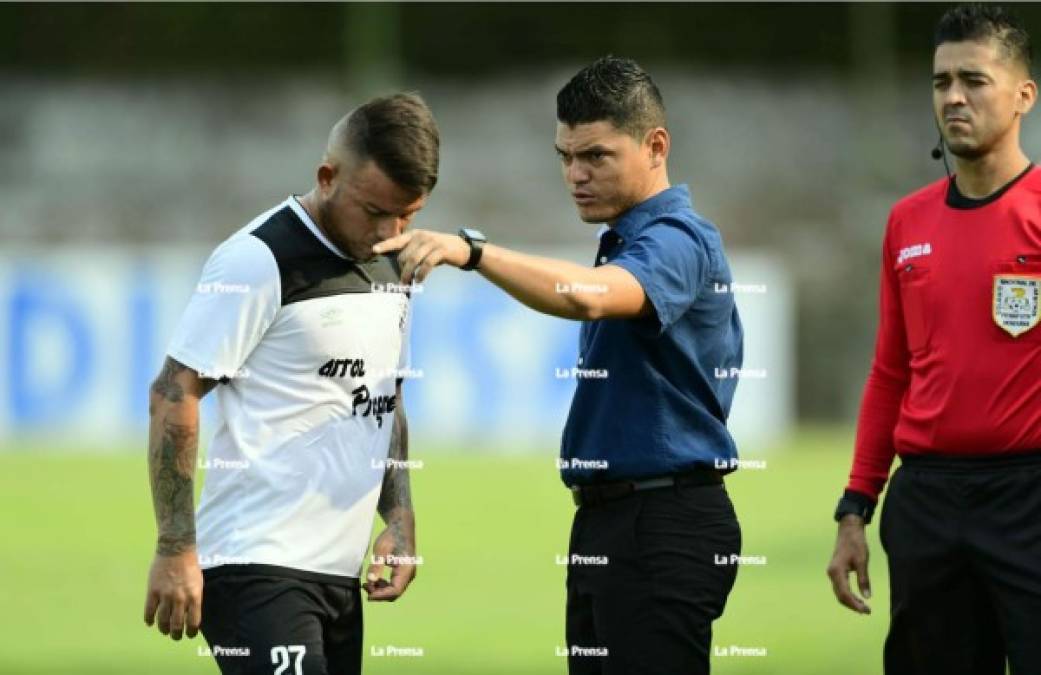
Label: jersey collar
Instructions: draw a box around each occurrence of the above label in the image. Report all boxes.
[946,163,1035,210]
[287,196,350,259]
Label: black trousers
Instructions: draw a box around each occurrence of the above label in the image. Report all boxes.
[200,571,363,675]
[881,453,1041,675]
[566,482,741,675]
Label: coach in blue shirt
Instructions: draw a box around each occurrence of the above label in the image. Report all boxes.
[376,56,743,675]
[562,182,742,487]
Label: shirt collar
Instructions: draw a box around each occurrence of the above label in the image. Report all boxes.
[609,184,692,241]
[288,195,349,259]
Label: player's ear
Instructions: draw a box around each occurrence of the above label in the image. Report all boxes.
[316,161,338,195]
[1017,78,1037,116]
[646,127,669,169]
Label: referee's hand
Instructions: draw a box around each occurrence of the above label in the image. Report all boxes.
[143,549,204,640]
[826,515,872,614]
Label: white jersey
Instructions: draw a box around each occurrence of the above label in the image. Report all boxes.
[166,196,411,583]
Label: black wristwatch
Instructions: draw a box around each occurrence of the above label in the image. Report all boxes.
[458,228,487,271]
[834,490,876,524]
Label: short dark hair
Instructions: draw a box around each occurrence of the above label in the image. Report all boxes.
[338,92,440,194]
[556,56,666,138]
[935,3,1032,73]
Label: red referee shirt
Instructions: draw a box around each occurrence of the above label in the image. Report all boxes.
[847,164,1041,502]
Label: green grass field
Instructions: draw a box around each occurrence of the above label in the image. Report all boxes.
[0,427,888,674]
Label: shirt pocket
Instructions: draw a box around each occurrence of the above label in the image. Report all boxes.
[897,262,932,353]
[991,255,1041,342]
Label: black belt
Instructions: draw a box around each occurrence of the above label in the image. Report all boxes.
[570,467,723,507]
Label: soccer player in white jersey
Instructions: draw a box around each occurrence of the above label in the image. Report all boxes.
[142,93,439,675]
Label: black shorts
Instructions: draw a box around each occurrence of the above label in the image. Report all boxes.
[881,452,1041,675]
[565,482,741,675]
[200,566,363,675]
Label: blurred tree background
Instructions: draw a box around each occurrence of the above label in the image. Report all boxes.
[8,4,1038,76]
[4,2,1039,425]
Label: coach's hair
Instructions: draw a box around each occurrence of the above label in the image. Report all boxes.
[935,3,1032,73]
[556,56,666,138]
[334,92,440,194]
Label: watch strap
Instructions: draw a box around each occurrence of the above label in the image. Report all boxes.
[459,230,485,271]
[834,489,876,524]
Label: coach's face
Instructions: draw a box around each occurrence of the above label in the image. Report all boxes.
[933,38,1036,159]
[555,120,663,224]
[316,158,427,260]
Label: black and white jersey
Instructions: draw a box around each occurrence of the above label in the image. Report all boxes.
[166,197,411,583]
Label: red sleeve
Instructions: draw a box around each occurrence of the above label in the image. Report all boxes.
[845,213,911,502]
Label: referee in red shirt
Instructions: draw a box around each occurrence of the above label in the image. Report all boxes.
[827,5,1041,673]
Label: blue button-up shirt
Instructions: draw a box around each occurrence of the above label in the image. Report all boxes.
[559,184,743,486]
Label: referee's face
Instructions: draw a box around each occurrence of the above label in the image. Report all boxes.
[555,121,661,225]
[318,159,427,260]
[932,38,1036,160]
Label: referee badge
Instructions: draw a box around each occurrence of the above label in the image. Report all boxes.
[993,275,1041,337]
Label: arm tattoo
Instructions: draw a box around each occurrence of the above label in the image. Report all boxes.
[150,418,198,555]
[151,357,188,403]
[148,357,199,556]
[378,404,414,554]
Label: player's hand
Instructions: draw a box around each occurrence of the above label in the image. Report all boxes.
[363,528,417,602]
[826,515,872,614]
[373,229,471,284]
[144,548,204,639]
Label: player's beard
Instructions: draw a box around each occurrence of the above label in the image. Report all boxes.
[317,200,369,261]
[944,120,1014,161]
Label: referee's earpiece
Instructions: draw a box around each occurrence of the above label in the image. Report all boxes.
[931,139,944,160]
[931,128,952,178]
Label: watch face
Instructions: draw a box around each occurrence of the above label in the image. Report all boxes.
[460,228,487,243]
